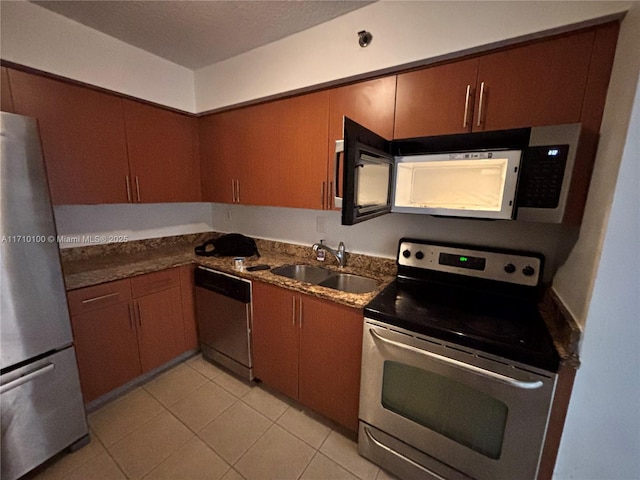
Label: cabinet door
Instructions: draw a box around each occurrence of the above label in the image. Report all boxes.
[123,100,200,203]
[1,67,14,113]
[298,296,363,431]
[251,282,299,399]
[70,302,141,403]
[473,30,595,131]
[8,69,130,204]
[328,77,396,209]
[179,264,199,351]
[199,108,248,204]
[135,286,185,372]
[263,91,330,209]
[394,59,479,138]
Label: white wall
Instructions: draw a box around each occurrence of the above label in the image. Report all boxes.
[552,63,640,480]
[0,0,196,112]
[553,3,640,327]
[194,0,630,111]
[53,204,214,248]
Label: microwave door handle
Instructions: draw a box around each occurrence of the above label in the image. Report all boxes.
[369,328,544,390]
[334,139,344,208]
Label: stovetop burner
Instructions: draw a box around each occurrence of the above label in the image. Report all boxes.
[365,239,560,372]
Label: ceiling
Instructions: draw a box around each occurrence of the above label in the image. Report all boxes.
[31,0,374,70]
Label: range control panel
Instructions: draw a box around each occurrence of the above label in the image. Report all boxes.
[398,239,543,287]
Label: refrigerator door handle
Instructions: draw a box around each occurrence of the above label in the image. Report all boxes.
[0,362,55,394]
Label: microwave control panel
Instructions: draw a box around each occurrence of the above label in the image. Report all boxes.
[517,144,570,209]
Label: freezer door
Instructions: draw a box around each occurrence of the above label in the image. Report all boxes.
[1,346,88,480]
[1,113,73,370]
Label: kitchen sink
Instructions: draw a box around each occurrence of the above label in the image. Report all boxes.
[270,264,334,284]
[271,264,379,294]
[317,273,380,294]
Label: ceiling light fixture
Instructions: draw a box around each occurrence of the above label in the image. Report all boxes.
[358,30,373,48]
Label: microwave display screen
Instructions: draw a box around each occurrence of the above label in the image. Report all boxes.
[439,252,486,271]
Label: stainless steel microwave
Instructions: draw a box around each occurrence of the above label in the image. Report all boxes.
[336,118,581,225]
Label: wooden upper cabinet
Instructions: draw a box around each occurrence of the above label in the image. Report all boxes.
[9,69,130,204]
[123,100,201,203]
[394,59,479,138]
[472,30,595,132]
[395,29,598,137]
[269,91,329,210]
[199,103,272,205]
[199,110,237,203]
[199,91,329,209]
[328,77,396,209]
[1,67,15,113]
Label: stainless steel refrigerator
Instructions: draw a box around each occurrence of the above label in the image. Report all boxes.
[1,112,88,480]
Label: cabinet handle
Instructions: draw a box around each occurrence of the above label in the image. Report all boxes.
[329,181,334,210]
[125,176,132,203]
[299,297,303,329]
[236,180,240,203]
[292,297,296,326]
[128,303,134,330]
[477,81,485,128]
[463,84,471,128]
[136,302,142,327]
[81,292,120,304]
[135,176,141,202]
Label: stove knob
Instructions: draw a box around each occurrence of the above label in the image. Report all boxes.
[522,265,536,277]
[415,251,424,260]
[402,249,411,258]
[504,263,516,274]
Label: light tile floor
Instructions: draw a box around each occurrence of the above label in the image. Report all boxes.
[28,355,398,480]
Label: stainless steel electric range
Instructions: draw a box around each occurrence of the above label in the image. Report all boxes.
[359,238,560,480]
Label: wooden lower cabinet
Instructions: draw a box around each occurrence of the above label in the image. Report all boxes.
[70,300,141,403]
[252,281,363,431]
[135,286,185,372]
[68,267,195,404]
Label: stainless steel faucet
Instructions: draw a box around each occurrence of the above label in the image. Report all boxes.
[312,241,347,268]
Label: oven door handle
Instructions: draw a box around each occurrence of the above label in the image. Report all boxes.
[369,328,544,390]
[363,426,448,480]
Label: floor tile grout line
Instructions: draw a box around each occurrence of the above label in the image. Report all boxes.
[296,449,322,480]
[110,407,196,480]
[90,395,166,450]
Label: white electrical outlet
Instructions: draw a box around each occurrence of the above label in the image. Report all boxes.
[316,216,325,233]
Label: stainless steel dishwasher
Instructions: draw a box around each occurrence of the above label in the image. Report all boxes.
[194,267,253,380]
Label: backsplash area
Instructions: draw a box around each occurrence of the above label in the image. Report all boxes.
[53,202,579,282]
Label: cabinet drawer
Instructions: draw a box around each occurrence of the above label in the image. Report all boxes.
[67,278,132,316]
[130,268,181,298]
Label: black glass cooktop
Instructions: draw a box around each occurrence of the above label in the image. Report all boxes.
[364,277,560,372]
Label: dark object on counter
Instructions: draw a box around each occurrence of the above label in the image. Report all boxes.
[195,233,260,258]
[246,264,271,272]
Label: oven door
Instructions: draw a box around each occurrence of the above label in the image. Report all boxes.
[359,321,557,480]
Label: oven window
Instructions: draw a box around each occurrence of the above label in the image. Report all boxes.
[382,361,508,459]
